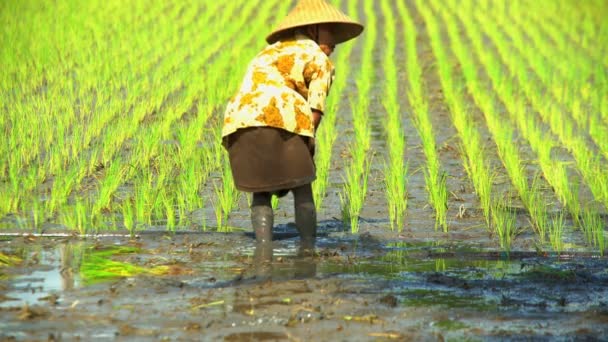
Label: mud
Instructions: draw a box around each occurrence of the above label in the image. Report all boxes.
[2,228,607,341]
[2,1,608,341]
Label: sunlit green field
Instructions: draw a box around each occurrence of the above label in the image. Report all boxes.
[1,0,607,255]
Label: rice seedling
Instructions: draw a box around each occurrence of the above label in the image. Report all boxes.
[212,157,240,232]
[121,199,136,236]
[549,210,566,254]
[396,0,448,231]
[472,4,608,214]
[313,0,352,212]
[580,208,606,256]
[438,2,562,244]
[419,0,497,232]
[380,0,408,232]
[337,0,374,233]
[340,152,372,233]
[492,196,518,255]
[59,198,91,235]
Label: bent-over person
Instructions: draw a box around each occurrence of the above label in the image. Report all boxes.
[221,0,364,250]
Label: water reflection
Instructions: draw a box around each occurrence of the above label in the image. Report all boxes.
[0,241,83,307]
[251,241,317,280]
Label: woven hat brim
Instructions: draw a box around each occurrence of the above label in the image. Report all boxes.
[265,0,364,44]
[266,21,364,45]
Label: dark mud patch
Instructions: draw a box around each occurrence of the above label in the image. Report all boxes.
[1,232,607,340]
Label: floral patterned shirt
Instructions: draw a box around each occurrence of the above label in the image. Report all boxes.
[222,35,334,139]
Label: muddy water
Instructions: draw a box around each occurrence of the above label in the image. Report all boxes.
[1,229,607,341]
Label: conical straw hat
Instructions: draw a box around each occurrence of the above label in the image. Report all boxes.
[266,0,364,44]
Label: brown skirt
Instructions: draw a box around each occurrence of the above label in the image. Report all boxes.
[224,127,315,193]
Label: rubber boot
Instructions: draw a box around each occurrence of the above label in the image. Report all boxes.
[293,184,316,253]
[251,205,273,244]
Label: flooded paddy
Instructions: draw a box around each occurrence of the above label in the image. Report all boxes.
[2,0,608,340]
[2,226,607,341]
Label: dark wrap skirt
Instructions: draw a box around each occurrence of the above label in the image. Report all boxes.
[223,127,315,193]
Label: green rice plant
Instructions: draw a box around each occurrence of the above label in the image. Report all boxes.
[163,196,176,232]
[438,3,566,244]
[469,3,608,214]
[396,0,448,231]
[384,160,409,232]
[491,196,517,255]
[549,210,566,254]
[91,158,126,217]
[121,198,135,236]
[340,153,372,233]
[447,0,590,251]
[212,157,240,232]
[580,208,605,256]
[379,1,409,232]
[1,0,281,233]
[528,175,550,243]
[421,0,504,234]
[59,198,91,235]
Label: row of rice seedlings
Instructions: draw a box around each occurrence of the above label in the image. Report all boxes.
[339,0,374,233]
[2,0,202,180]
[1,0,228,226]
[122,0,277,231]
[128,0,284,231]
[436,2,554,244]
[313,0,352,213]
[380,1,408,232]
[6,0,272,232]
[471,7,608,253]
[396,1,448,231]
[416,0,496,234]
[516,0,607,67]
[205,0,293,230]
[515,7,607,109]
[450,2,577,242]
[501,6,608,161]
[455,1,605,254]
[480,9,608,214]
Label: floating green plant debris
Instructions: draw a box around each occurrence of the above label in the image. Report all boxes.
[80,246,169,284]
[434,319,469,331]
[0,252,22,267]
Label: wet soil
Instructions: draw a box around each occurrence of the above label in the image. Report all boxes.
[2,1,608,341]
[1,230,607,341]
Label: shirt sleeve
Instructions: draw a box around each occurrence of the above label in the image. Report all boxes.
[306,55,334,113]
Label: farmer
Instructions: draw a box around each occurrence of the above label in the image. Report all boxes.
[221,0,363,248]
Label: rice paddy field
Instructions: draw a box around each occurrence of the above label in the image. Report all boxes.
[1,0,608,340]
